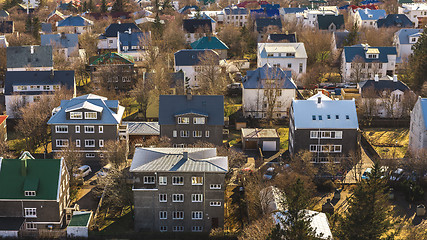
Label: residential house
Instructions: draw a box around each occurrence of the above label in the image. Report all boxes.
[358,77,412,118]
[174,49,219,89]
[289,92,359,163]
[302,7,339,28]
[341,44,397,82]
[117,31,151,62]
[6,45,53,71]
[97,22,142,50]
[257,42,308,77]
[46,10,65,31]
[317,14,344,31]
[159,94,224,147]
[0,152,70,237]
[237,0,269,8]
[41,33,79,58]
[0,20,13,34]
[0,115,7,141]
[130,147,228,232]
[398,3,427,27]
[377,14,413,28]
[255,18,282,41]
[331,31,364,54]
[57,16,93,34]
[393,28,423,61]
[190,36,229,59]
[265,32,297,43]
[122,121,160,145]
[87,53,136,91]
[4,70,76,118]
[241,128,280,151]
[354,9,386,28]
[409,97,427,153]
[47,94,125,161]
[190,12,217,32]
[250,4,280,20]
[222,6,249,27]
[0,10,9,20]
[279,7,307,22]
[0,35,8,47]
[183,19,212,43]
[66,211,92,238]
[242,64,297,119]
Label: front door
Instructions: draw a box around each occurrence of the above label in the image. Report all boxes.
[212,217,219,229]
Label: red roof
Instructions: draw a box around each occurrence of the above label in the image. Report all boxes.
[236,0,269,8]
[0,115,7,125]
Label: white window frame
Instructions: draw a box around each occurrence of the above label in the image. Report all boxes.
[75,125,80,133]
[210,201,221,207]
[159,194,167,202]
[143,176,155,184]
[55,125,68,133]
[310,131,319,139]
[192,226,203,232]
[85,112,97,119]
[193,117,205,124]
[172,176,184,185]
[310,145,317,152]
[192,211,203,220]
[210,184,221,190]
[99,126,103,133]
[99,139,104,147]
[180,130,189,138]
[56,139,69,147]
[159,211,167,219]
[192,194,203,202]
[76,139,81,147]
[159,176,167,185]
[178,117,189,124]
[26,222,37,230]
[172,194,184,202]
[86,153,95,158]
[173,130,177,138]
[205,131,210,138]
[335,131,343,139]
[192,176,203,185]
[84,139,95,147]
[193,131,202,138]
[160,226,167,232]
[70,112,82,119]
[173,226,184,232]
[334,145,342,153]
[172,211,184,220]
[24,208,37,218]
[24,191,36,196]
[84,126,95,133]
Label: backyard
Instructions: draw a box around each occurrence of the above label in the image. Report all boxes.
[363,128,409,159]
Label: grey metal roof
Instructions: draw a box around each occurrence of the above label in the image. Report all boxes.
[343,44,397,63]
[0,217,25,231]
[57,16,93,27]
[130,148,228,173]
[358,80,410,97]
[103,23,141,38]
[6,45,53,69]
[241,128,279,138]
[123,121,160,135]
[41,33,78,50]
[174,49,218,66]
[242,64,296,89]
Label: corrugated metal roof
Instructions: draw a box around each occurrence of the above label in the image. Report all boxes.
[123,121,160,135]
[242,128,279,138]
[6,45,53,69]
[242,64,296,89]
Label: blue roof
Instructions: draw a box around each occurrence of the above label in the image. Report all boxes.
[396,28,424,44]
[242,64,296,89]
[224,7,248,15]
[57,16,92,27]
[178,5,199,14]
[191,13,216,23]
[159,95,224,125]
[251,8,280,18]
[5,71,75,95]
[103,23,141,38]
[357,9,386,21]
[360,0,381,4]
[420,98,427,130]
[190,36,229,50]
[343,44,397,63]
[118,32,150,51]
[377,14,413,28]
[174,49,218,66]
[41,33,78,50]
[41,23,52,33]
[282,7,307,14]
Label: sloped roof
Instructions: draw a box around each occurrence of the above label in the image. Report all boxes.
[242,64,296,89]
[6,45,52,69]
[159,95,224,125]
[47,94,124,125]
[259,42,308,59]
[255,17,282,32]
[123,122,160,136]
[0,10,9,18]
[89,52,134,65]
[357,9,386,20]
[118,31,150,49]
[0,20,13,33]
[0,115,7,125]
[4,71,75,95]
[47,10,65,21]
[359,80,410,97]
[191,36,229,50]
[396,29,424,44]
[223,6,248,15]
[0,157,61,200]
[292,93,358,129]
[57,16,93,27]
[241,128,279,138]
[68,212,92,227]
[178,5,199,14]
[343,44,397,63]
[377,14,413,28]
[183,19,212,33]
[281,7,307,14]
[41,33,78,49]
[102,23,141,38]
[317,14,344,30]
[130,148,228,173]
[268,33,297,43]
[174,49,219,66]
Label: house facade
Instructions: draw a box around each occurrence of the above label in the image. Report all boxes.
[393,28,424,62]
[289,92,359,163]
[182,19,212,43]
[97,22,142,50]
[302,8,338,28]
[117,31,151,62]
[223,6,249,27]
[398,3,427,28]
[130,148,228,232]
[0,152,70,237]
[6,45,53,71]
[47,94,125,161]
[159,94,224,147]
[242,64,297,119]
[57,16,93,34]
[354,9,386,28]
[41,33,79,58]
[409,97,427,153]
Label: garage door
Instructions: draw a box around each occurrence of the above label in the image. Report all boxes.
[262,141,276,151]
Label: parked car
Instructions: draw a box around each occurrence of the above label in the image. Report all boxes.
[390,168,404,181]
[73,165,92,179]
[362,168,372,180]
[96,164,111,178]
[263,167,275,180]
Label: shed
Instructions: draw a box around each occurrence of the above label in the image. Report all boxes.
[67,211,92,238]
[241,128,280,151]
[0,217,24,238]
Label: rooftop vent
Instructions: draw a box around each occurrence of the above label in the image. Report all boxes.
[393,74,398,82]
[30,45,34,54]
[374,74,379,82]
[183,151,188,160]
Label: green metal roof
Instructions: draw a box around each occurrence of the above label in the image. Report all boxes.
[88,52,134,66]
[68,212,92,227]
[0,158,61,200]
[190,36,229,50]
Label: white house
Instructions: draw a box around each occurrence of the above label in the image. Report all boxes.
[409,97,427,153]
[341,44,397,82]
[242,64,298,119]
[222,6,249,27]
[97,22,142,50]
[354,9,386,28]
[393,28,424,62]
[279,7,307,22]
[398,3,427,28]
[257,43,307,78]
[302,6,339,27]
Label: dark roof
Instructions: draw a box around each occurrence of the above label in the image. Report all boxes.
[0,21,13,33]
[183,19,212,33]
[159,95,224,125]
[0,10,9,18]
[359,80,410,97]
[89,52,134,66]
[242,64,296,89]
[174,49,219,66]
[103,23,141,38]
[377,14,413,28]
[41,23,52,33]
[250,8,280,19]
[0,217,25,230]
[119,32,150,51]
[282,7,307,14]
[255,18,282,33]
[41,33,79,49]
[6,45,53,69]
[224,6,248,15]
[268,33,297,43]
[57,16,92,27]
[5,71,75,95]
[344,44,397,63]
[317,15,344,30]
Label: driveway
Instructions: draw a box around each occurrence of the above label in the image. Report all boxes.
[344,145,374,184]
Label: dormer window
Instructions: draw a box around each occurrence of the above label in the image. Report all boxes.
[367,54,378,59]
[25,191,36,196]
[193,117,205,124]
[85,112,97,119]
[411,37,417,43]
[286,52,295,57]
[178,117,189,124]
[70,112,82,119]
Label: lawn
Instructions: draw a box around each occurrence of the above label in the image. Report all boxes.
[277,128,289,151]
[363,128,409,158]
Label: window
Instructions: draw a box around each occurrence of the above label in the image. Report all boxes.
[193,131,202,138]
[299,63,303,73]
[159,194,167,202]
[173,226,184,232]
[99,126,103,133]
[210,184,221,189]
[172,211,184,219]
[173,130,177,138]
[310,145,317,152]
[287,63,292,68]
[312,115,316,120]
[76,139,81,147]
[193,117,205,124]
[336,115,339,119]
[335,131,343,139]
[192,194,203,202]
[144,176,155,184]
[178,117,189,124]
[55,125,68,133]
[85,112,97,119]
[346,115,350,120]
[85,139,95,147]
[56,139,68,147]
[160,226,167,232]
[26,222,37,230]
[75,126,80,133]
[327,115,331,119]
[86,153,95,158]
[99,139,104,147]
[321,131,331,138]
[192,176,203,185]
[210,201,221,207]
[321,145,330,152]
[159,176,167,185]
[334,145,342,152]
[205,131,210,138]
[84,126,95,133]
[192,226,203,232]
[318,115,323,120]
[25,191,36,196]
[310,131,319,139]
[24,208,37,217]
[172,176,184,185]
[180,130,189,137]
[172,194,184,202]
[70,112,82,119]
[159,211,167,219]
[192,211,203,220]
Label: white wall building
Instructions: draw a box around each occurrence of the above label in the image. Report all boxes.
[354,9,387,28]
[398,3,427,28]
[409,97,427,153]
[302,6,338,27]
[222,6,249,27]
[394,28,424,62]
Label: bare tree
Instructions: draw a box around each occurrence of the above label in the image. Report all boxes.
[238,216,273,240]
[131,74,155,120]
[350,55,366,83]
[54,141,83,184]
[78,32,98,62]
[262,66,285,125]
[400,90,417,118]
[195,51,227,95]
[358,86,378,120]
[102,140,128,169]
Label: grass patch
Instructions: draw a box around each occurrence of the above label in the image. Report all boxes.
[228,129,241,147]
[277,128,289,150]
[363,128,409,158]
[96,206,133,233]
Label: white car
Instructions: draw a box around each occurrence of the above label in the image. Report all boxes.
[73,165,92,178]
[96,164,111,178]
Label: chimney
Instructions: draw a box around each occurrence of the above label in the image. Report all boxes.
[317,97,322,104]
[186,88,192,101]
[335,11,338,16]
[374,74,379,82]
[393,74,398,82]
[128,28,131,34]
[30,45,34,54]
[183,151,188,160]
[364,8,368,14]
[21,157,27,176]
[50,69,55,79]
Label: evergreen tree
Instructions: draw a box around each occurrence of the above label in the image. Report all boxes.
[343,22,359,46]
[88,0,94,11]
[82,1,88,11]
[112,0,123,12]
[32,17,40,39]
[337,162,393,240]
[408,26,427,92]
[101,0,107,13]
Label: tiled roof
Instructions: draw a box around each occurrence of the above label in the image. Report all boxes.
[174,49,219,66]
[343,44,397,63]
[317,14,344,30]
[6,45,52,69]
[255,17,282,32]
[242,64,296,89]
[377,14,413,28]
[102,23,141,38]
[57,16,93,27]
[396,28,424,44]
[123,121,160,135]
[357,9,386,21]
[190,36,229,50]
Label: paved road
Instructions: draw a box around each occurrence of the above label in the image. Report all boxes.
[344,145,374,184]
